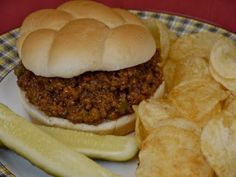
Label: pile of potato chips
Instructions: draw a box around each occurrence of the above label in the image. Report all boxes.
[136,19,236,177]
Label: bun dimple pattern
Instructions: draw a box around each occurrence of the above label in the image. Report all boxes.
[17,0,156,77]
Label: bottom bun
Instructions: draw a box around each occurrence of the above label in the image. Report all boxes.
[18,82,164,135]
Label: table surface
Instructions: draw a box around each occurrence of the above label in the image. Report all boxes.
[1,0,236,34]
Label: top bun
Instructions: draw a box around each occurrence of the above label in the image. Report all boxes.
[17,0,156,78]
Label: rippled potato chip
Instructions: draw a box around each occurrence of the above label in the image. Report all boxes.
[210,39,236,79]
[145,126,201,152]
[209,64,236,95]
[174,57,210,86]
[134,99,180,145]
[168,79,229,127]
[142,19,170,62]
[136,99,180,130]
[201,113,236,177]
[164,57,210,92]
[153,118,201,136]
[137,126,213,177]
[169,32,223,61]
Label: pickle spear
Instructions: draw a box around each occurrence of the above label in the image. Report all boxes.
[0,125,138,161]
[0,103,119,177]
[39,125,138,161]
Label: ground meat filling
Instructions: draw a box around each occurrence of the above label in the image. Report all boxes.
[15,52,162,125]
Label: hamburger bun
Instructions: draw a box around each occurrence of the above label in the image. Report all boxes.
[17,0,156,78]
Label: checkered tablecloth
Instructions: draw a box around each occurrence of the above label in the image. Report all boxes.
[0,28,19,82]
[0,10,236,177]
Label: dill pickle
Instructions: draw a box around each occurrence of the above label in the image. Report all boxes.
[0,103,119,177]
[39,125,138,161]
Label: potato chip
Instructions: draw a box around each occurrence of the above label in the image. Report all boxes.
[169,32,223,61]
[223,95,236,116]
[209,64,236,95]
[201,113,236,177]
[144,126,201,152]
[210,39,236,79]
[154,118,201,136]
[163,57,177,92]
[142,19,170,61]
[136,99,180,131]
[174,57,210,85]
[134,106,149,147]
[134,99,181,145]
[143,151,212,177]
[137,126,213,177]
[135,102,201,145]
[152,81,165,99]
[168,79,229,127]
[164,56,210,92]
[198,102,222,124]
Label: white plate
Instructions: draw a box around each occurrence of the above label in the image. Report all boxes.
[0,71,137,177]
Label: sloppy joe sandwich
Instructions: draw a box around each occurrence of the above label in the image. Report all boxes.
[15,0,163,135]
